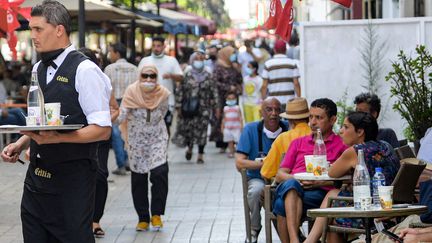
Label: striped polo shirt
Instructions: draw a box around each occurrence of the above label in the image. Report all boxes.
[261,54,300,105]
[223,105,242,129]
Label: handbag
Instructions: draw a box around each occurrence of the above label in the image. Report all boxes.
[181,96,200,118]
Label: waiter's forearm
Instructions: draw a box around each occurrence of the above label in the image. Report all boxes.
[58,125,111,143]
[15,135,31,151]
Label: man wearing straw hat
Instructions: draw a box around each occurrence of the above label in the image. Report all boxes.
[261,97,312,181]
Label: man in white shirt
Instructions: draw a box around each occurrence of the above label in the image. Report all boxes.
[138,36,183,135]
[418,127,432,164]
[1,1,111,242]
[237,39,262,77]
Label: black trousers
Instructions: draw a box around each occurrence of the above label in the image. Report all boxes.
[94,140,110,223]
[131,163,169,222]
[21,159,96,243]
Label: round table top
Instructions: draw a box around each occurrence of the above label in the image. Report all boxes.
[307,205,427,218]
[293,172,352,181]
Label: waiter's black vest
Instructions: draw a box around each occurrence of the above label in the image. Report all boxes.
[30,50,98,165]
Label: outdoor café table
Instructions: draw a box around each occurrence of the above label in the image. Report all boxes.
[307,205,428,243]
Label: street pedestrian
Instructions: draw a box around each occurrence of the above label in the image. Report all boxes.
[172,51,220,163]
[118,64,170,231]
[210,45,242,153]
[1,1,112,242]
[104,42,137,175]
[138,36,184,137]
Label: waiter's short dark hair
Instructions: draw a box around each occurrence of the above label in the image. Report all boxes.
[110,43,127,58]
[31,0,71,36]
[311,98,337,118]
[354,92,381,117]
[152,36,165,44]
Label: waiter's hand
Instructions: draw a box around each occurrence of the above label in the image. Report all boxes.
[21,131,61,145]
[1,143,22,163]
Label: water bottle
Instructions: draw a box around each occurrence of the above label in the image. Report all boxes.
[372,167,386,209]
[27,71,45,125]
[313,128,327,174]
[353,149,371,210]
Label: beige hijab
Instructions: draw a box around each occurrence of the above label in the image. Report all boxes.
[119,64,171,146]
[217,46,235,68]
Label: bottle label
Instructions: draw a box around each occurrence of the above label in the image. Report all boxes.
[28,106,40,117]
[29,85,38,92]
[353,185,371,209]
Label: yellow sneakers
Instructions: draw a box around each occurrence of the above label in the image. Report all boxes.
[136,221,149,231]
[151,215,163,229]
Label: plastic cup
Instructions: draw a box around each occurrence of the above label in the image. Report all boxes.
[45,103,61,126]
[26,116,37,126]
[378,186,394,209]
[360,196,372,210]
[311,155,328,176]
[304,155,314,173]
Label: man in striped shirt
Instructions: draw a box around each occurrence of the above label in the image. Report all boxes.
[261,40,300,110]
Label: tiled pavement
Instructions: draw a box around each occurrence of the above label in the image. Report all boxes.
[0,142,280,243]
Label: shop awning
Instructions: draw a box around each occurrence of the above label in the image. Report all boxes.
[22,0,150,22]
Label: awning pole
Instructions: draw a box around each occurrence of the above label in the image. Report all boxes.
[78,0,85,47]
[130,0,136,63]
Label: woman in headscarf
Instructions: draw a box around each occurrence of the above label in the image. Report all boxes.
[118,64,170,232]
[172,51,220,163]
[210,45,243,153]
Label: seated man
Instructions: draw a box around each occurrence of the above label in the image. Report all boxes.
[273,98,347,243]
[235,97,288,243]
[354,92,399,148]
[261,97,311,181]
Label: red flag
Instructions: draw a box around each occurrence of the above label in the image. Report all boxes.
[332,0,352,8]
[7,31,17,60]
[264,0,282,29]
[275,0,294,42]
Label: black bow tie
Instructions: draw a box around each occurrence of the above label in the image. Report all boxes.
[40,48,64,69]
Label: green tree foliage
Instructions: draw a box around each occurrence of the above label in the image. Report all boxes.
[385,45,432,141]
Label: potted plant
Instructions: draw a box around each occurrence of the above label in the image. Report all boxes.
[385,45,432,151]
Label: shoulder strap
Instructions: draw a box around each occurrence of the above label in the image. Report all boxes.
[257,120,264,154]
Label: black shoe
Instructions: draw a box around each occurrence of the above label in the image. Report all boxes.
[125,165,131,171]
[185,150,192,161]
[112,167,127,175]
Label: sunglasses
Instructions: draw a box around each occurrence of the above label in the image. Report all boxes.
[141,73,157,79]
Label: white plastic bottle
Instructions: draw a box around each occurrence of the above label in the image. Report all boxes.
[372,167,386,209]
[27,71,45,125]
[353,149,371,210]
[313,128,327,174]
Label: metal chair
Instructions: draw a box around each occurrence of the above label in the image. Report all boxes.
[264,183,278,243]
[320,162,426,242]
[240,169,252,243]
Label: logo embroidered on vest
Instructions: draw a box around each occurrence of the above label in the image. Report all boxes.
[56,76,68,83]
[34,168,52,179]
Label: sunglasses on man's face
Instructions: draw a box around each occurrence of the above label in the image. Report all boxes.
[141,73,157,79]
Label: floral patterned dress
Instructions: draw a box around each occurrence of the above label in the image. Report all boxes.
[334,140,400,228]
[118,99,169,174]
[209,63,242,143]
[172,69,219,147]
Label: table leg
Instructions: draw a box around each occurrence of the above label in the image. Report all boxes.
[363,218,372,243]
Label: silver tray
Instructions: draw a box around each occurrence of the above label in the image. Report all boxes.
[293,172,352,181]
[0,124,84,133]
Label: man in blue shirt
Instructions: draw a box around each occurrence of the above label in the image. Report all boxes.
[235,97,288,243]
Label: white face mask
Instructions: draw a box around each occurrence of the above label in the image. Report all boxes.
[263,126,282,139]
[152,52,165,59]
[141,82,156,92]
[192,60,204,70]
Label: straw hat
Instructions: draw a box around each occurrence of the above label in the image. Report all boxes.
[280,97,310,119]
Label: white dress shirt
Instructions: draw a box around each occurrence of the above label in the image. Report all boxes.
[32,45,112,127]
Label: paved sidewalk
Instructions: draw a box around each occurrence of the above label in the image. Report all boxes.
[0,142,280,243]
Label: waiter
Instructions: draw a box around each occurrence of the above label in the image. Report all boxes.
[1,1,112,242]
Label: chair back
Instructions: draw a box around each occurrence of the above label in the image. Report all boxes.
[240,169,252,242]
[392,162,426,203]
[395,145,415,160]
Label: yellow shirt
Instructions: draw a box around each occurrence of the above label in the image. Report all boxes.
[260,122,312,179]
